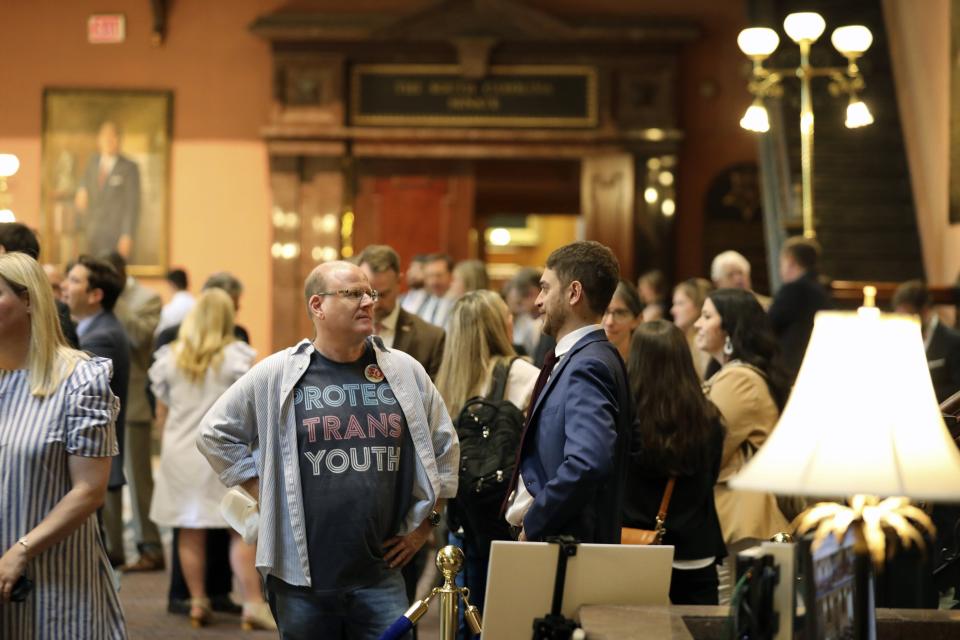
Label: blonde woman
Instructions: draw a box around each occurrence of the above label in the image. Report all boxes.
[0,253,126,638]
[435,289,539,617]
[671,278,713,379]
[149,289,273,630]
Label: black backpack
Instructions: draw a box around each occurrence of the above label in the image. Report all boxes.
[455,358,525,508]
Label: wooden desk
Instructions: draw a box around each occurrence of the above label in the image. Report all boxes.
[578,605,960,639]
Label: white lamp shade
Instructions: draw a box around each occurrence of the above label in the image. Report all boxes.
[739,103,770,133]
[730,309,960,501]
[0,154,20,178]
[0,210,14,223]
[783,12,826,43]
[845,100,874,128]
[831,25,873,55]
[737,27,780,57]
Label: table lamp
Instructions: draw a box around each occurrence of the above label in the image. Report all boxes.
[730,287,960,637]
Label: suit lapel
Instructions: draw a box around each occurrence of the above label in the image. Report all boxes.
[86,312,106,335]
[527,329,607,422]
[927,323,945,358]
[392,309,414,351]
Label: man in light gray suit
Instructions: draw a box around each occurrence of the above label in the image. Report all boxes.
[105,252,165,571]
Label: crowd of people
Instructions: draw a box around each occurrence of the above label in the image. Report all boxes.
[1,218,958,639]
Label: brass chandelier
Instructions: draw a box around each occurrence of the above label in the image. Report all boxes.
[738,12,873,239]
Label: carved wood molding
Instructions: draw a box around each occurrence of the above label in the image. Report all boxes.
[251,0,699,45]
[830,281,958,306]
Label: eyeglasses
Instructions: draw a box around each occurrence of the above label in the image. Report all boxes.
[603,308,636,321]
[315,288,380,303]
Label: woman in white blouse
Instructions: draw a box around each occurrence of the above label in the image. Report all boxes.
[149,289,273,630]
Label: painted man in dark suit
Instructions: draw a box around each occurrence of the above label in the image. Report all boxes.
[74,121,141,259]
[358,244,445,379]
[63,254,131,566]
[506,241,632,544]
[768,236,830,383]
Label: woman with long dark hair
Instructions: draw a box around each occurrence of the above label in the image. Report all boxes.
[623,320,726,604]
[694,288,791,599]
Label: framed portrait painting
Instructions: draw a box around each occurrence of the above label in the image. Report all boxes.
[42,88,172,276]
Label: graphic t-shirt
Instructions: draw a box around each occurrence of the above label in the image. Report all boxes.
[293,344,414,591]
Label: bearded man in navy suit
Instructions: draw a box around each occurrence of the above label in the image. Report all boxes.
[506,241,632,544]
[75,121,141,259]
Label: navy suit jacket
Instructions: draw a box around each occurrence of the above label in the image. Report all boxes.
[79,311,131,489]
[519,329,632,543]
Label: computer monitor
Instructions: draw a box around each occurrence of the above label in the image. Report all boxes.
[481,541,674,640]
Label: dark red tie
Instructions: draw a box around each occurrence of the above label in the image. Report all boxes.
[501,348,558,516]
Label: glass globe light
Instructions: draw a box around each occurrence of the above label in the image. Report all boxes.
[0,154,20,178]
[737,27,780,58]
[740,101,770,133]
[784,12,826,43]
[831,25,873,56]
[845,99,874,128]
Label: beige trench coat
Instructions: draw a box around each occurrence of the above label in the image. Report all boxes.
[705,362,790,544]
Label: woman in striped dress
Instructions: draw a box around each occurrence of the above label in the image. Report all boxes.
[0,252,126,638]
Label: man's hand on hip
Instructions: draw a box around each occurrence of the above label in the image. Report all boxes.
[383,521,432,569]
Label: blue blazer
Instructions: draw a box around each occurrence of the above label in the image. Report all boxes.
[79,311,131,489]
[519,329,632,543]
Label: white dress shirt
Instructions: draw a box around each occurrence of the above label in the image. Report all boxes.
[156,290,195,336]
[375,301,401,349]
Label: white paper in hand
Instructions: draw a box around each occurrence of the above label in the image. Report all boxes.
[220,487,259,544]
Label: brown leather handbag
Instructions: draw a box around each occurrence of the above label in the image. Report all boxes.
[621,478,676,545]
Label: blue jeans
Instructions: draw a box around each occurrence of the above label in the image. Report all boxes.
[266,571,411,640]
[447,531,484,640]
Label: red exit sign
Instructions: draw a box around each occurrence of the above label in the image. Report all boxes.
[87,14,126,44]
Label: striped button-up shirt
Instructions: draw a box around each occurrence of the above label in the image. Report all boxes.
[197,337,459,588]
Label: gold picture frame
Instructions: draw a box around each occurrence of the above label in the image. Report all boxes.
[41,88,172,276]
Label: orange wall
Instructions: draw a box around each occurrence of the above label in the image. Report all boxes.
[0,0,282,356]
[1,0,757,354]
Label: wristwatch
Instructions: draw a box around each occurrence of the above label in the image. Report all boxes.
[427,509,442,527]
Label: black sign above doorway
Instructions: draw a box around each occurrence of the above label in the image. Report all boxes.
[350,64,598,128]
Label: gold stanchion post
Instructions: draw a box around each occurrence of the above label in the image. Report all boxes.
[434,545,482,639]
